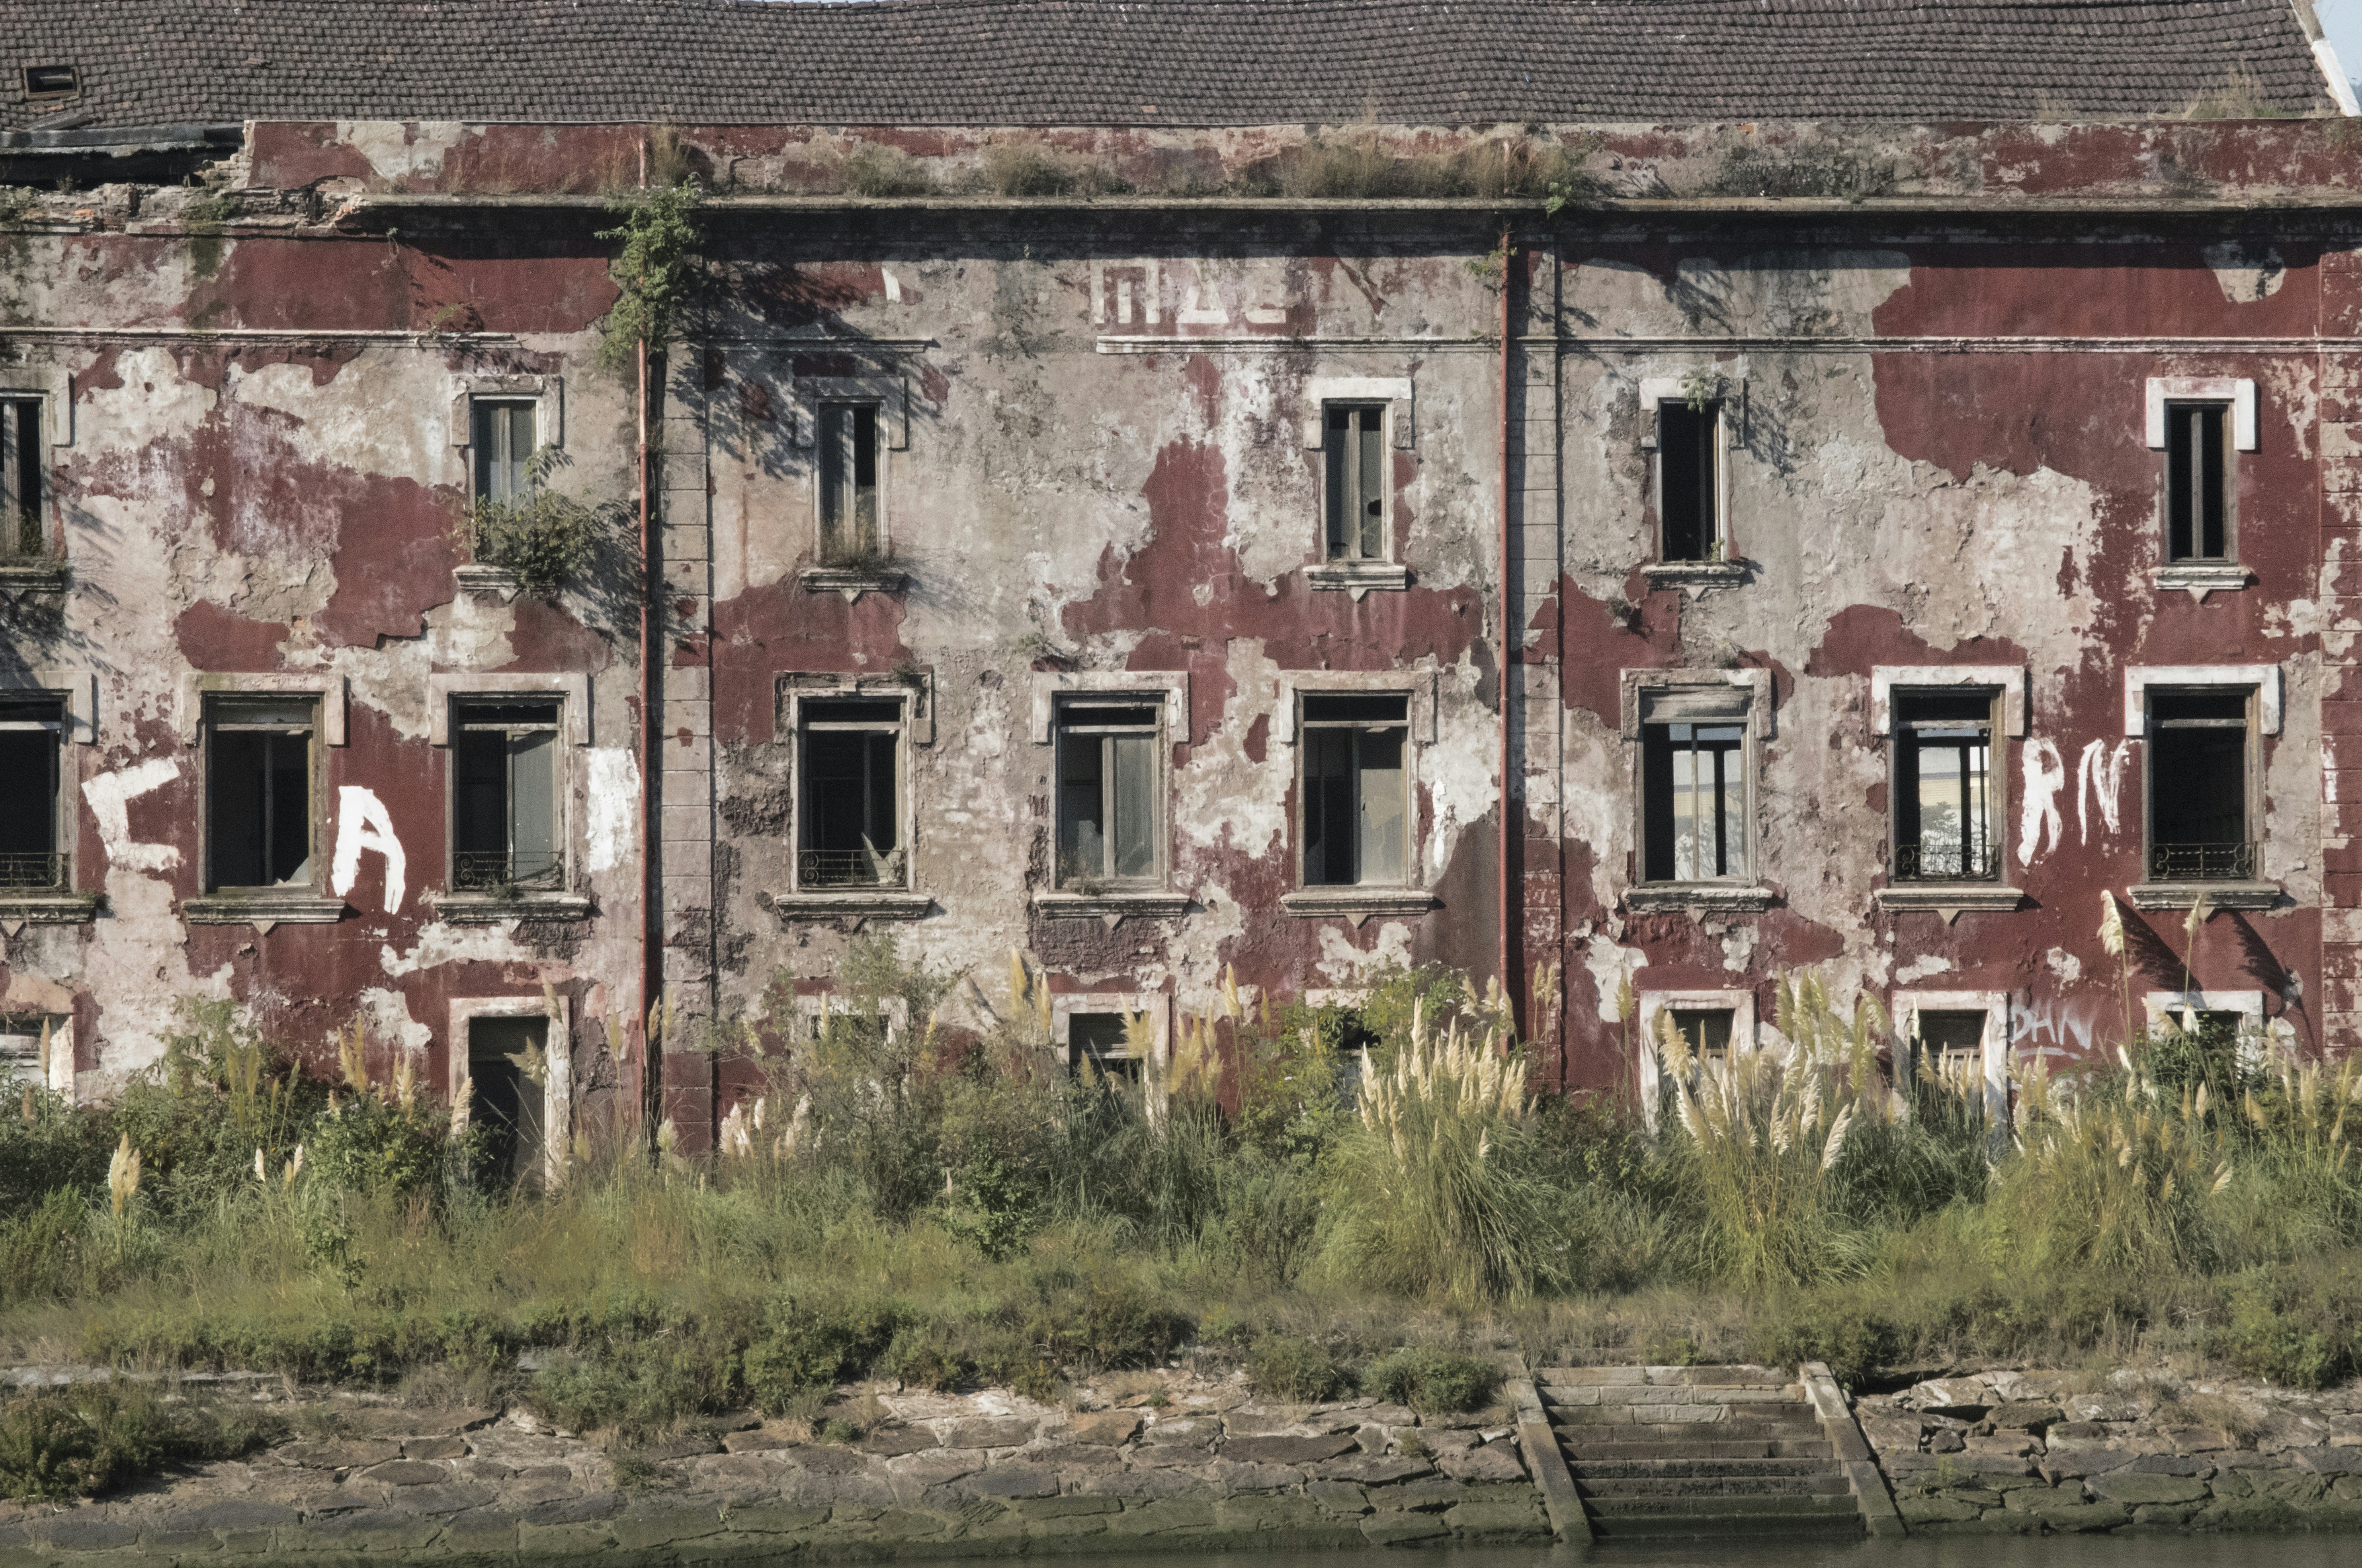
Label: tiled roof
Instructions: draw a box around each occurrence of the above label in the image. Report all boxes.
[2,0,2341,131]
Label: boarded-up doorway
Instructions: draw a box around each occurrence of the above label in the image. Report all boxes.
[469,1015,547,1189]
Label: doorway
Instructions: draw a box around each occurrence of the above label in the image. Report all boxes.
[468,1015,547,1189]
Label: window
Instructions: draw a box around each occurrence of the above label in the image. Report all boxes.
[467,1016,547,1190]
[471,400,536,505]
[23,66,79,100]
[1068,1012,1144,1082]
[1324,405,1385,561]
[817,402,881,564]
[2165,402,2230,563]
[1301,694,1408,887]
[1055,698,1162,888]
[1643,720,1745,882]
[2147,689,2254,881]
[206,695,316,891]
[1657,399,1722,562]
[2,400,44,560]
[1893,690,1999,882]
[1668,1008,1733,1070]
[452,700,561,890]
[1916,1010,1985,1072]
[799,698,903,889]
[0,1015,64,1092]
[0,698,61,892]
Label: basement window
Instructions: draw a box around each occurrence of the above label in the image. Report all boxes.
[1915,1010,1986,1074]
[1893,690,1999,882]
[1641,716,1746,883]
[1301,693,1408,888]
[1068,1011,1143,1082]
[451,700,561,891]
[23,66,78,101]
[1324,404,1386,562]
[0,697,63,891]
[2146,688,2255,881]
[1656,398,1723,563]
[2164,402,2232,563]
[1056,697,1162,889]
[472,400,536,505]
[206,696,316,891]
[817,402,882,565]
[799,698,904,889]
[1,400,45,559]
[0,1014,64,1089]
[1669,1008,1733,1071]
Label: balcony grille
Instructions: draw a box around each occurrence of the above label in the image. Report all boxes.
[0,854,64,890]
[1896,841,2001,883]
[2149,841,2257,881]
[453,850,563,891]
[799,848,905,889]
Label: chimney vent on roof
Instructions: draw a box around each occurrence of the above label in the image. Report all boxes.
[23,66,80,101]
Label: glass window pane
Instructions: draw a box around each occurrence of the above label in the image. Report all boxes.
[508,729,557,877]
[267,732,311,885]
[1358,408,1385,560]
[1111,733,1156,878]
[453,728,508,859]
[819,405,848,551]
[1059,733,1105,882]
[1304,728,1351,885]
[1324,407,1350,557]
[1357,727,1405,885]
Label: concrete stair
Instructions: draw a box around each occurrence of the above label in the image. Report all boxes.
[1536,1366,1864,1540]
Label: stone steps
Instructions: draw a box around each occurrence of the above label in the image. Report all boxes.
[1578,1472,1852,1498]
[1576,1456,1840,1479]
[1560,1439,1836,1461]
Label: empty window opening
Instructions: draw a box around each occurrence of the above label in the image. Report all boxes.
[818,403,881,564]
[0,698,61,891]
[23,66,78,100]
[1657,400,1721,562]
[1643,720,1744,882]
[207,696,315,891]
[453,700,561,890]
[1,401,44,560]
[1069,1011,1143,1082]
[1057,699,1161,888]
[1915,1009,1986,1072]
[1669,1008,1733,1074]
[0,1015,64,1090]
[2165,402,2230,563]
[467,1016,547,1190]
[800,698,903,888]
[2148,689,2253,881]
[472,400,536,505]
[1324,404,1385,561]
[1894,691,1997,881]
[1301,693,1408,887]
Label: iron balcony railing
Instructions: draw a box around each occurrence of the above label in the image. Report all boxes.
[0,854,65,890]
[1896,840,2002,883]
[453,850,564,892]
[2149,841,2257,882]
[799,847,907,889]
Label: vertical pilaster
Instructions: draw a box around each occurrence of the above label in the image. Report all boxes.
[655,359,717,1144]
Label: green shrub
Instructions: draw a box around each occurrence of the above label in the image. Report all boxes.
[0,1387,282,1501]
[461,448,610,599]
[526,1348,717,1442]
[1369,1347,1500,1414]
[306,1093,452,1199]
[836,145,936,197]
[2217,1266,2360,1390]
[1746,1302,1901,1386]
[742,1293,902,1413]
[875,1322,974,1392]
[1245,1336,1348,1403]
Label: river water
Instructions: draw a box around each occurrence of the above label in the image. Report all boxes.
[907,1540,2361,1568]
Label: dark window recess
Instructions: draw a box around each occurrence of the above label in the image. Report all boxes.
[1301,693,1408,887]
[207,697,314,890]
[467,1016,547,1190]
[1668,1008,1733,1067]
[453,701,560,890]
[2149,689,2253,881]
[1658,400,1721,562]
[23,66,79,100]
[472,401,535,505]
[819,403,881,563]
[1894,691,1997,881]
[1324,404,1385,560]
[2165,403,2229,563]
[1643,720,1743,881]
[1917,1009,1986,1064]
[801,698,902,888]
[2,402,43,559]
[0,698,62,890]
[1069,1011,1142,1082]
[1057,701,1160,887]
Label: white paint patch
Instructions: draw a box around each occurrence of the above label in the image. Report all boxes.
[379,921,539,978]
[330,785,407,914]
[2018,738,2065,867]
[81,759,180,872]
[1720,923,1759,974]
[1896,953,1953,984]
[587,748,640,873]
[1313,920,1417,984]
[2045,946,2084,985]
[2200,241,2285,303]
[358,987,432,1053]
[336,120,466,185]
[1581,933,1647,1023]
[2075,738,2130,844]
[883,270,903,303]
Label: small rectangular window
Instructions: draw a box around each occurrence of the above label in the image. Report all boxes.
[819,403,882,564]
[1056,699,1162,888]
[800,697,904,888]
[1301,693,1409,887]
[472,400,536,505]
[1668,1008,1733,1068]
[1658,400,1721,562]
[1915,1010,1986,1068]
[452,700,562,890]
[2165,403,2230,563]
[1894,691,1998,882]
[23,66,79,100]
[0,698,62,891]
[0,1013,63,1089]
[207,696,316,891]
[1642,719,1745,882]
[467,1016,547,1190]
[1069,1011,1143,1082]
[1,401,45,560]
[2148,688,2254,881]
[1324,404,1386,561]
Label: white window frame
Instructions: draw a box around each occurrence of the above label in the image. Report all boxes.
[1635,986,1757,1118]
[1276,668,1439,898]
[2126,669,2278,905]
[2144,377,2256,453]
[2141,988,2292,1069]
[1622,668,1771,905]
[433,681,582,896]
[1878,677,2012,890]
[2124,665,2280,737]
[1028,672,1190,919]
[447,994,571,1191]
[178,673,347,748]
[1871,666,2027,740]
[1639,373,1743,566]
[1053,991,1171,1075]
[792,990,912,1041]
[0,1010,74,1100]
[450,375,564,490]
[1892,987,2011,1125]
[0,367,74,449]
[1301,377,1414,583]
[794,375,908,563]
[787,685,915,897]
[1048,694,1170,892]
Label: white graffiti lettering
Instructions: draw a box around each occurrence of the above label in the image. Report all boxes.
[329,785,406,914]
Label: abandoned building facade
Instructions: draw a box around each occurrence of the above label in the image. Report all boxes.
[3,0,2361,1151]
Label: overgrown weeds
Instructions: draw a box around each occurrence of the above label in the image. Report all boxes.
[0,1386,283,1501]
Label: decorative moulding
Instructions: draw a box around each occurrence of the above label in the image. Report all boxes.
[2122,664,2281,736]
[1622,883,1775,915]
[1029,670,1189,745]
[0,365,74,446]
[2151,562,2251,605]
[453,562,522,603]
[2126,880,2279,912]
[799,565,908,603]
[449,375,563,449]
[182,891,350,935]
[0,891,102,936]
[2144,376,2256,451]
[778,671,934,747]
[430,892,594,926]
[178,672,348,746]
[1273,666,1439,746]
[1639,560,1747,594]
[1277,888,1440,928]
[1873,884,2025,923]
[0,562,68,601]
[0,668,94,743]
[768,890,934,930]
[1302,559,1409,600]
[1299,376,1416,450]
[1030,890,1191,929]
[427,672,591,746]
[790,375,910,449]
[1619,666,1772,741]
[1869,666,2028,738]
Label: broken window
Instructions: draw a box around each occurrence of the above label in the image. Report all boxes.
[472,400,536,505]
[799,698,903,888]
[1657,399,1722,562]
[1640,692,1748,883]
[0,697,62,891]
[206,695,315,891]
[1,400,45,560]
[1668,1008,1733,1073]
[0,1014,63,1090]
[452,699,561,890]
[2164,402,2230,563]
[467,1015,547,1190]
[1893,690,1998,881]
[2147,689,2254,881]
[818,402,882,564]
[1056,698,1161,888]
[1324,404,1385,561]
[1301,693,1408,887]
[1068,1011,1143,1082]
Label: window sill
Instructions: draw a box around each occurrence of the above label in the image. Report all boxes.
[1623,883,1774,914]
[1875,884,2025,922]
[1032,890,1191,928]
[453,562,521,603]
[768,888,934,925]
[2126,879,2280,912]
[801,566,908,603]
[1303,560,1409,600]
[0,890,102,933]
[2152,562,2250,604]
[183,892,350,933]
[1278,887,1440,927]
[431,891,595,925]
[1640,560,1747,593]
[0,562,67,599]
